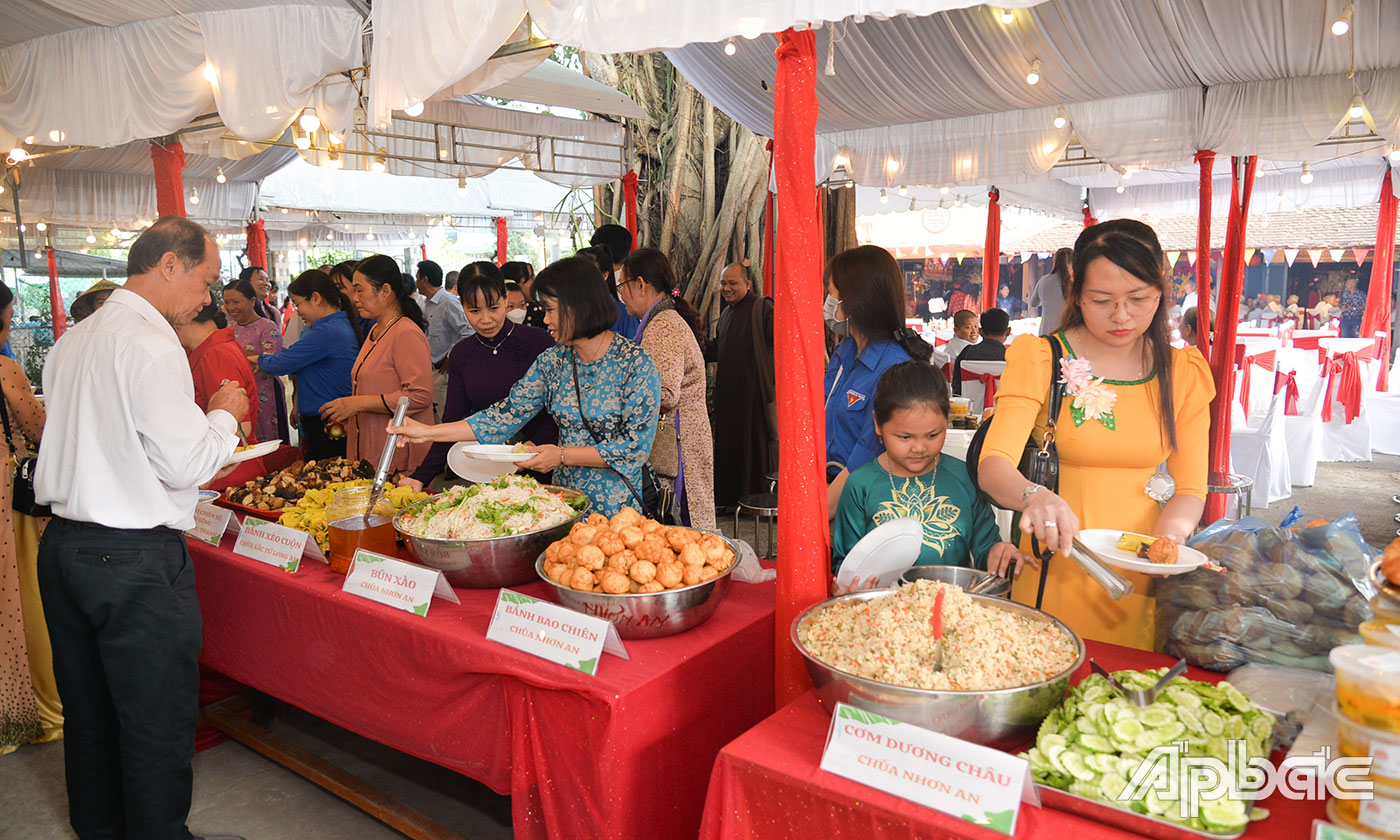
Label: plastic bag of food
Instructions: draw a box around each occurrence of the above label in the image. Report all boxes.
[1156,513,1377,672]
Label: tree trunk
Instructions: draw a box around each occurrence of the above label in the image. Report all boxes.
[659,79,697,254]
[701,100,716,245]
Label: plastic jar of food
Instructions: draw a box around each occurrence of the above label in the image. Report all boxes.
[1374,594,1400,624]
[1359,620,1400,650]
[1329,782,1400,839]
[1331,645,1400,733]
[323,486,396,575]
[1336,704,1400,787]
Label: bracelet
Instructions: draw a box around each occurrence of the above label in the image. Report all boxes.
[1020,484,1043,508]
[558,446,566,469]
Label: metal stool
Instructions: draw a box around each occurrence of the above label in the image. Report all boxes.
[735,492,778,559]
[1207,473,1255,518]
[765,471,778,494]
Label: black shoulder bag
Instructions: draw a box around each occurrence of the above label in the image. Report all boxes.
[570,351,670,521]
[0,394,50,518]
[964,334,1064,608]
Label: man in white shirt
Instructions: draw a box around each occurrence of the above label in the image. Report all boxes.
[36,216,249,840]
[416,259,472,421]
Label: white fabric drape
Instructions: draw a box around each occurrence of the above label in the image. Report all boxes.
[0,4,362,148]
[13,166,257,228]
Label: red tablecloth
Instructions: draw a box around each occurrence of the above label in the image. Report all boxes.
[189,534,777,840]
[700,641,1327,840]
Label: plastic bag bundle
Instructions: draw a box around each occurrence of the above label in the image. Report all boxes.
[1156,512,1377,672]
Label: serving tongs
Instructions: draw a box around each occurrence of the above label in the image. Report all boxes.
[1070,536,1136,601]
[967,569,1008,596]
[364,397,411,525]
[1091,658,1188,706]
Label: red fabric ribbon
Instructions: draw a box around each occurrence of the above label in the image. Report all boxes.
[1236,350,1275,412]
[1322,352,1364,424]
[982,188,1001,311]
[151,140,187,218]
[1362,170,1397,391]
[1273,370,1300,416]
[960,369,1000,407]
[46,246,66,339]
[495,217,507,265]
[1081,203,1097,228]
[245,219,267,273]
[622,170,639,247]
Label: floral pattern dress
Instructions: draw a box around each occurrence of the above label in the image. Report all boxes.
[232,317,288,444]
[467,335,661,517]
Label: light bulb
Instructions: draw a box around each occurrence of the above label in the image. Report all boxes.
[33,250,42,260]
[8,146,28,163]
[1053,106,1067,129]
[371,152,387,174]
[203,62,217,82]
[35,220,46,232]
[940,185,950,194]
[1332,4,1353,36]
[1390,148,1400,163]
[1300,163,1313,184]
[1120,166,1133,180]
[1026,59,1042,86]
[897,185,907,196]
[1115,183,1126,194]
[1348,93,1365,120]
[845,180,855,189]
[110,225,120,236]
[909,197,917,211]
[327,131,344,146]
[215,166,226,184]
[86,228,97,244]
[366,231,375,241]
[724,38,737,56]
[457,173,468,193]
[884,157,901,175]
[325,151,342,170]
[189,187,200,205]
[298,237,308,247]
[403,100,424,117]
[326,231,334,240]
[438,148,450,160]
[143,219,153,228]
[999,8,1016,24]
[879,188,888,203]
[299,108,321,133]
[17,224,24,232]
[293,128,311,151]
[47,129,64,143]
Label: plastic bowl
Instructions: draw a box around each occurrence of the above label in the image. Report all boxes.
[1331,644,1400,733]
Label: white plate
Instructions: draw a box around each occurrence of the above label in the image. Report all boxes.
[1077,529,1210,576]
[835,518,924,588]
[447,442,518,483]
[456,443,534,463]
[223,439,280,465]
[197,489,221,504]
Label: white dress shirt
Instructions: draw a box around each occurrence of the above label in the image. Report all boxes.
[423,286,474,365]
[36,288,239,531]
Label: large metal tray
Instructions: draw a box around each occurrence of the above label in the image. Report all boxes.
[1036,784,1252,840]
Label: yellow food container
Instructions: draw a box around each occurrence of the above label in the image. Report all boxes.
[1331,645,1400,733]
[1360,620,1400,650]
[1336,705,1400,787]
[1329,781,1400,839]
[1373,594,1400,623]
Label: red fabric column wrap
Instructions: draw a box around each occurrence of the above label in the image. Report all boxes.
[245,219,267,273]
[46,246,66,339]
[420,243,427,261]
[772,28,828,706]
[495,217,508,265]
[763,141,775,294]
[1081,203,1097,229]
[983,188,1001,311]
[1205,155,1256,523]
[1194,151,1216,360]
[1361,169,1397,391]
[622,170,639,246]
[151,141,187,219]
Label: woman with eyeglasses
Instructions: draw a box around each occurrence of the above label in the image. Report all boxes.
[976,219,1214,650]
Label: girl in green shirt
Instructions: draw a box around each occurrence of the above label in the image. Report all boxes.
[832,361,1035,591]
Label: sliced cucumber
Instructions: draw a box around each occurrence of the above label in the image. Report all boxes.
[1100,773,1129,802]
[1112,718,1145,740]
[1079,734,1114,753]
[1177,706,1204,733]
[1086,753,1120,774]
[1045,743,1069,775]
[1221,683,1252,713]
[1200,800,1249,831]
[1061,750,1098,782]
[1202,711,1225,736]
[1154,721,1186,745]
[1038,732,1067,753]
[1140,706,1176,728]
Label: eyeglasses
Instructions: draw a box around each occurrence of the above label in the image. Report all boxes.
[1081,293,1161,317]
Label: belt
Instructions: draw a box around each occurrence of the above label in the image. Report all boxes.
[52,515,182,537]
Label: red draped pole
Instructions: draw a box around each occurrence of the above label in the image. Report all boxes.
[1194,150,1216,360]
[982,187,1001,310]
[1205,155,1256,524]
[245,219,267,272]
[1361,169,1397,391]
[772,27,827,707]
[1081,202,1097,229]
[495,217,508,265]
[46,245,67,339]
[151,141,187,218]
[621,170,639,246]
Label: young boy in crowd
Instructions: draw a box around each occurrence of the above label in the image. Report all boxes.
[943,309,980,364]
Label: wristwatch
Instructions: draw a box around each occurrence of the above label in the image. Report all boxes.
[1021,484,1043,507]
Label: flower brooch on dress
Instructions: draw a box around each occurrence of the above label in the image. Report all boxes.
[1059,357,1117,430]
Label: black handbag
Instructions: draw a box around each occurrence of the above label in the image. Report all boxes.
[570,352,673,522]
[964,335,1064,608]
[0,393,51,518]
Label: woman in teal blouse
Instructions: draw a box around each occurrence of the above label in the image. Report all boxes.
[391,257,662,516]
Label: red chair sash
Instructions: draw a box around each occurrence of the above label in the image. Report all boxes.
[1236,350,1276,412]
[959,369,1000,406]
[1273,370,1300,416]
[1322,352,1364,424]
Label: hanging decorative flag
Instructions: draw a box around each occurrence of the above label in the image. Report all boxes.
[1187,251,1198,265]
[1165,250,1180,265]
[1038,252,1051,260]
[1261,248,1278,264]
[1328,248,1345,263]
[939,253,951,266]
[1284,248,1300,266]
[1353,248,1370,265]
[1244,248,1256,265]
[955,252,967,264]
[1307,248,1325,267]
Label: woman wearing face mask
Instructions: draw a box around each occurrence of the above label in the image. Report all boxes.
[823,245,934,510]
[403,263,556,491]
[223,277,290,445]
[977,220,1214,649]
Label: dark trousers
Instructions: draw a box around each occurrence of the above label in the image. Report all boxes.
[299,413,346,462]
[38,518,201,840]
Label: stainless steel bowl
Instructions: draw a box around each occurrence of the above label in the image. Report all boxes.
[792,588,1085,750]
[533,535,740,639]
[392,486,590,588]
[897,565,1012,597]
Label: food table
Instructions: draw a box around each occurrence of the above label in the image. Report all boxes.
[699,641,1329,840]
[188,530,777,840]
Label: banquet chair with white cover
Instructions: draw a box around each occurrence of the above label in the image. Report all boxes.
[1278,365,1325,487]
[1229,390,1292,506]
[1318,350,1372,463]
[1367,393,1400,455]
[958,360,1006,415]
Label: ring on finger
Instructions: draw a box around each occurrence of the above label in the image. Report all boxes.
[1044,521,1058,528]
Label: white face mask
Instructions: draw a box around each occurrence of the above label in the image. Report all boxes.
[823,294,841,321]
[505,308,527,324]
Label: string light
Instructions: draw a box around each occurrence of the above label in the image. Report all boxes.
[457,173,468,193]
[326,231,334,240]
[879,188,888,203]
[293,126,311,150]
[403,100,424,117]
[35,220,46,232]
[1115,183,1126,194]
[215,166,227,184]
[998,8,1016,24]
[366,231,375,241]
[298,237,308,247]
[724,38,737,56]
[1053,106,1068,129]
[1300,163,1313,184]
[940,185,950,194]
[1120,166,1134,180]
[327,131,344,146]
[1025,59,1042,86]
[908,197,917,211]
[86,228,97,244]
[325,150,342,169]
[47,129,65,143]
[189,187,200,204]
[110,225,120,236]
[17,224,24,232]
[1389,148,1400,163]
[1332,3,1353,36]
[1348,93,1365,120]
[897,185,908,196]
[298,108,321,133]
[143,219,154,228]
[279,207,289,214]
[7,146,28,164]
[370,151,387,174]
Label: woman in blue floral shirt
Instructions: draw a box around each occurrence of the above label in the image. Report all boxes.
[1339,276,1367,338]
[391,257,662,516]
